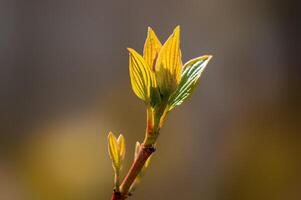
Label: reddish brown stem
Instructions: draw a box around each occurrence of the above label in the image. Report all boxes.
[119,145,155,195]
[111,191,127,200]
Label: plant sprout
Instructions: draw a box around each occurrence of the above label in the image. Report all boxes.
[107,26,212,200]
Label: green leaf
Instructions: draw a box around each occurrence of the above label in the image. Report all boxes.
[168,55,212,110]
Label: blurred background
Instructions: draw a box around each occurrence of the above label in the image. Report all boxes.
[1,0,301,199]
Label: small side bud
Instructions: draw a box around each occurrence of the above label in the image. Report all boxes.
[134,141,141,160]
[129,142,152,193]
[107,132,126,189]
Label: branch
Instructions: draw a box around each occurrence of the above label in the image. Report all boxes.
[119,145,155,194]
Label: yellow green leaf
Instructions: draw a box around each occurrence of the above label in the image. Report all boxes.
[143,27,162,70]
[168,55,212,110]
[128,48,156,103]
[107,132,120,170]
[117,134,125,161]
[155,26,182,95]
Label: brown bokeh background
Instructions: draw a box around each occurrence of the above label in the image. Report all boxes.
[1,0,300,199]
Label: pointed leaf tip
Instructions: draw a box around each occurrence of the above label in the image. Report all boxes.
[174,25,180,33]
[147,26,153,33]
[144,27,162,70]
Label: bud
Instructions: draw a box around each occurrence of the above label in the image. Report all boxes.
[107,132,126,188]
